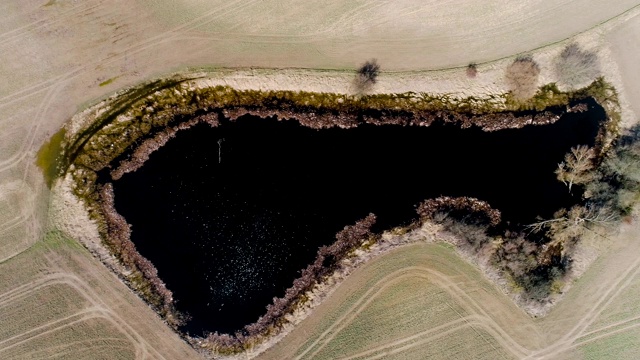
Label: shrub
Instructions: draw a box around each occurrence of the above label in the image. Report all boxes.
[354,59,380,93]
[505,56,540,100]
[435,213,492,253]
[516,266,564,301]
[466,63,478,78]
[556,43,600,89]
[417,196,501,227]
[585,124,640,214]
[493,235,539,278]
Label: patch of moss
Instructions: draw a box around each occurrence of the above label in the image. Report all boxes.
[98,77,118,87]
[34,230,85,251]
[36,128,66,188]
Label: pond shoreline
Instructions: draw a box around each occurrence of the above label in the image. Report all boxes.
[44,74,618,357]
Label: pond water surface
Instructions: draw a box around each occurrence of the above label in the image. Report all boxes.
[108,101,602,335]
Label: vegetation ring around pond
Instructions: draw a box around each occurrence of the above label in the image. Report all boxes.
[40,73,630,356]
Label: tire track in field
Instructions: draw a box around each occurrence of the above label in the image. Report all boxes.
[420,268,534,357]
[566,321,640,352]
[19,337,133,355]
[294,248,640,360]
[577,314,640,341]
[199,0,393,40]
[0,271,147,359]
[14,337,134,360]
[0,273,78,307]
[0,182,36,236]
[0,0,258,110]
[0,306,109,351]
[167,1,640,66]
[523,251,640,359]
[0,75,64,174]
[0,1,103,48]
[39,263,152,359]
[0,0,265,178]
[0,306,142,359]
[295,267,530,360]
[0,82,57,260]
[335,316,490,360]
[43,254,183,360]
[0,210,30,235]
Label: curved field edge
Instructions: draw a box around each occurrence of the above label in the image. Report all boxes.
[260,242,532,360]
[258,225,640,360]
[39,72,621,356]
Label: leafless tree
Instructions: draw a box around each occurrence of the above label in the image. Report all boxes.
[505,56,540,100]
[556,43,600,89]
[466,63,478,78]
[527,205,618,240]
[354,59,380,93]
[526,204,618,265]
[555,145,595,192]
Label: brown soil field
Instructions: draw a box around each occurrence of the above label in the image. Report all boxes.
[1,0,640,359]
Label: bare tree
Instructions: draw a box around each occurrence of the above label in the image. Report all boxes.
[354,59,380,93]
[555,145,595,192]
[527,205,618,243]
[526,205,617,265]
[505,56,540,100]
[466,63,478,78]
[556,43,600,89]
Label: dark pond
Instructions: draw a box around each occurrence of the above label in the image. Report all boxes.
[108,100,603,336]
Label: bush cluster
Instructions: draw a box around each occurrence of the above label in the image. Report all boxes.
[556,43,600,89]
[505,56,540,100]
